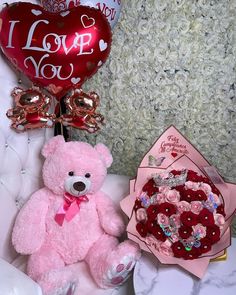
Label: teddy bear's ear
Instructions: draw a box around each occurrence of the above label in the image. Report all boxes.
[95,143,113,168]
[42,135,65,158]
[11,87,23,100]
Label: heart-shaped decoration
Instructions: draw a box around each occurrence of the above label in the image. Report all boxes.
[99,39,107,51]
[31,9,42,16]
[171,152,178,158]
[0,2,112,98]
[71,77,81,84]
[81,14,95,28]
[41,0,122,29]
[60,11,70,17]
[46,84,63,95]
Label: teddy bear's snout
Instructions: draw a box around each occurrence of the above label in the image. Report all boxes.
[64,176,91,196]
[73,181,86,192]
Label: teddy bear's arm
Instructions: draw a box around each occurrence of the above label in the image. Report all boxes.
[95,191,125,237]
[12,188,49,255]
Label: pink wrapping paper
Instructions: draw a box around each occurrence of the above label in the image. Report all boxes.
[120,126,236,278]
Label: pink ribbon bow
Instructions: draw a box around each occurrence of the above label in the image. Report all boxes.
[55,192,89,226]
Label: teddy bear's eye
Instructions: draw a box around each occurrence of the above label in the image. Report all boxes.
[85,173,91,178]
[68,171,74,176]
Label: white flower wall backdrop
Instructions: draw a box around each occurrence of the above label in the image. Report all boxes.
[72,1,236,183]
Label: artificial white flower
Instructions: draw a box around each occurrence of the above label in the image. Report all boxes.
[73,1,236,238]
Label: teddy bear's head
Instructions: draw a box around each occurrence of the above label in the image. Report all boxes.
[65,88,100,115]
[41,136,113,196]
[12,87,50,113]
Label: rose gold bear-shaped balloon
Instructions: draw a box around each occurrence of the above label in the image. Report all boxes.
[60,88,104,133]
[6,87,56,132]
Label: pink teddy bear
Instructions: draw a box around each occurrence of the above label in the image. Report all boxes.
[12,136,140,295]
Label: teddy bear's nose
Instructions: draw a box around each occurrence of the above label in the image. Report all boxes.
[73,181,86,192]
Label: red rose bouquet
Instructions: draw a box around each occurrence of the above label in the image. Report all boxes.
[121,126,236,278]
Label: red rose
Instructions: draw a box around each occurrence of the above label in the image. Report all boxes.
[199,176,209,182]
[198,208,215,226]
[216,204,226,217]
[147,219,158,232]
[199,237,212,253]
[180,211,198,226]
[183,247,201,260]
[147,219,166,242]
[187,170,211,184]
[187,170,201,182]
[180,189,196,202]
[181,189,207,202]
[194,190,207,201]
[133,200,143,211]
[152,225,167,242]
[170,170,182,176]
[136,222,148,238]
[147,204,159,220]
[157,202,177,217]
[175,185,185,194]
[178,225,192,239]
[171,241,185,258]
[206,225,220,243]
[142,179,159,196]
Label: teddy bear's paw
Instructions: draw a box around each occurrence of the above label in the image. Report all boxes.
[103,255,136,288]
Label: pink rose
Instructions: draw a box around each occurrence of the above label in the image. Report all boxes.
[200,183,212,194]
[211,193,221,206]
[176,201,191,213]
[185,181,200,190]
[159,186,169,193]
[165,189,180,203]
[157,213,169,226]
[156,193,166,204]
[214,213,225,227]
[159,240,174,257]
[169,214,181,228]
[192,223,206,238]
[191,201,203,214]
[136,208,147,222]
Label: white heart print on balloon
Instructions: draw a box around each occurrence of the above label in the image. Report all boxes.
[41,0,122,29]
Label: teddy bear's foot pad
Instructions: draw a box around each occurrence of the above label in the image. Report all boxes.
[103,255,136,287]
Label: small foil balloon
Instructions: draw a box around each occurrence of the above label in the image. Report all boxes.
[41,0,122,29]
[6,87,56,132]
[41,0,81,12]
[0,2,112,99]
[59,88,104,133]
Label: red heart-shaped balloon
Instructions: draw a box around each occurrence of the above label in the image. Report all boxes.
[0,2,112,98]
